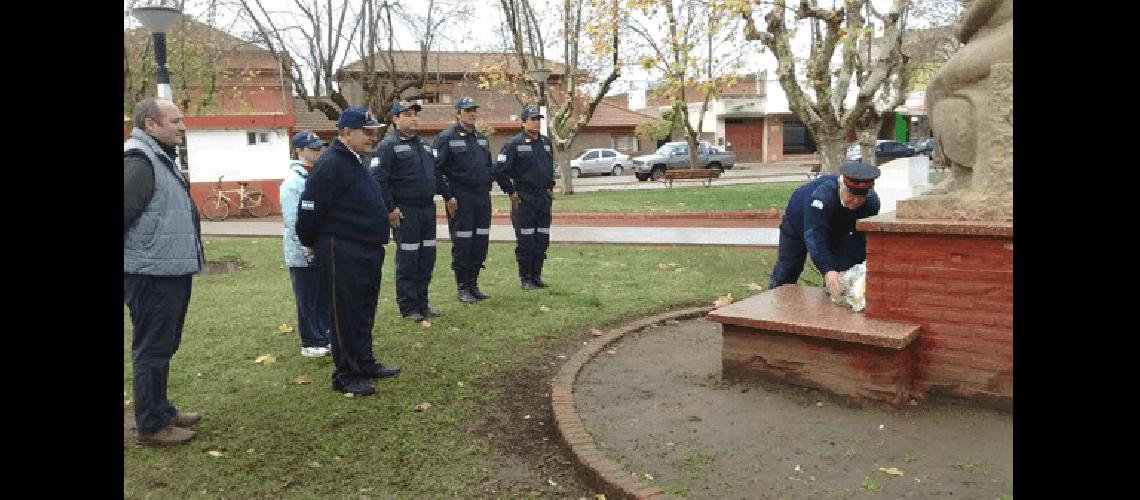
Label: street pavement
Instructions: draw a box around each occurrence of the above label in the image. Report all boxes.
[198,163,877,247]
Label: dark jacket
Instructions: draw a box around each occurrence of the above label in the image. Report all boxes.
[432,123,493,199]
[296,138,390,247]
[493,131,555,194]
[370,129,438,209]
[782,175,880,274]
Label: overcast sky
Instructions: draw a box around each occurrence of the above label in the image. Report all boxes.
[127,0,946,107]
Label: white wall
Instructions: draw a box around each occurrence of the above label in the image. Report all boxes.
[186,128,292,183]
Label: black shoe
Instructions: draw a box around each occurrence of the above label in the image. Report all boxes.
[470,284,491,300]
[521,279,540,291]
[532,276,548,288]
[422,306,441,318]
[332,377,375,396]
[363,365,402,379]
[404,312,427,322]
[457,288,478,304]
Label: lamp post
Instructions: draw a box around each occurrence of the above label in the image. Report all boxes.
[527,67,552,138]
[528,67,561,190]
[131,3,183,101]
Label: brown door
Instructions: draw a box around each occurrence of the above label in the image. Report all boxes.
[725,119,764,162]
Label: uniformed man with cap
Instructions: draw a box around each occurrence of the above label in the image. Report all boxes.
[493,105,556,290]
[768,160,882,298]
[432,96,494,304]
[296,106,401,396]
[371,101,442,322]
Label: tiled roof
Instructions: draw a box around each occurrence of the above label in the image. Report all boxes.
[292,89,654,133]
[340,51,568,78]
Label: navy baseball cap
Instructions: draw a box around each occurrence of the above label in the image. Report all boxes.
[291,130,325,149]
[390,100,423,115]
[336,107,383,129]
[521,105,543,120]
[455,96,479,111]
[839,161,879,195]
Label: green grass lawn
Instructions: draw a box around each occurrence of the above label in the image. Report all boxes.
[124,238,811,497]
[481,182,801,214]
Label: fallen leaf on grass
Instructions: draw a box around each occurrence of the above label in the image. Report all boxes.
[277,323,294,334]
[293,375,311,385]
[412,342,424,349]
[589,328,604,337]
[254,354,277,364]
[539,305,551,312]
[414,402,432,412]
[207,450,223,457]
[713,293,734,307]
[747,283,765,291]
[421,320,431,328]
[879,467,904,476]
[657,263,669,269]
[606,349,617,355]
[547,478,558,486]
[596,495,607,500]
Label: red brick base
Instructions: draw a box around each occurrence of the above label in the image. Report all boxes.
[859,214,1013,407]
[722,325,915,405]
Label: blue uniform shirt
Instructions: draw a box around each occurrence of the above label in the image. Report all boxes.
[783,175,880,274]
[493,132,555,194]
[296,138,389,247]
[432,123,493,199]
[370,129,438,210]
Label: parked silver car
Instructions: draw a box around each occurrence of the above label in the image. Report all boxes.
[632,141,737,181]
[568,148,630,177]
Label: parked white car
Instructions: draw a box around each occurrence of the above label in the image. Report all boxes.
[568,148,630,177]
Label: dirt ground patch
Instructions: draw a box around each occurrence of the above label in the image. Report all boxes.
[574,317,1013,499]
[468,334,600,497]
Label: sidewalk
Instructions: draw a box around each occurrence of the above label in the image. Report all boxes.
[201,219,779,247]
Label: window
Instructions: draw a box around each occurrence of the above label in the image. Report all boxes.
[782,117,817,154]
[584,151,600,160]
[613,135,638,152]
[247,131,270,146]
[601,150,616,158]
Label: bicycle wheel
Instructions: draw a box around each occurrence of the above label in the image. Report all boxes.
[244,191,273,218]
[201,195,230,221]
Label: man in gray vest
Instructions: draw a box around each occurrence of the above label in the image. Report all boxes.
[124,98,206,446]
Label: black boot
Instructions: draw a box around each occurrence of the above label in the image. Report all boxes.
[519,261,538,290]
[470,267,490,300]
[532,259,548,288]
[456,269,477,304]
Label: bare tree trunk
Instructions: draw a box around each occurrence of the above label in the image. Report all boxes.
[816,134,848,173]
[857,125,878,166]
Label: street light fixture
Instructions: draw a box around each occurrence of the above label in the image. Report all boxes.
[131,3,183,101]
[527,67,552,135]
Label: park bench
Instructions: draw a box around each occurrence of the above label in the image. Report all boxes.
[661,169,721,188]
[707,284,921,405]
[803,161,822,180]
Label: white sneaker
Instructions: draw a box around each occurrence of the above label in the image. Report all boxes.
[301,346,330,357]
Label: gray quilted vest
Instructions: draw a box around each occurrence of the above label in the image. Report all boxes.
[123,129,204,275]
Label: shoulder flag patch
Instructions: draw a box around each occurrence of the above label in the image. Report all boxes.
[370,157,380,167]
[811,199,824,210]
[497,154,507,162]
[300,200,315,211]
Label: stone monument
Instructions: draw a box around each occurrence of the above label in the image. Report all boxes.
[896,0,1012,221]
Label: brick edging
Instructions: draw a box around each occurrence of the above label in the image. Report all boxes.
[551,306,714,499]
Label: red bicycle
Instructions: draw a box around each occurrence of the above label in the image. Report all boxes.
[201,175,273,221]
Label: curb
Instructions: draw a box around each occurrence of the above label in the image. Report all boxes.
[550,305,714,499]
